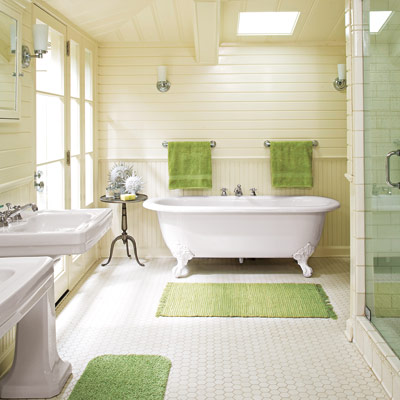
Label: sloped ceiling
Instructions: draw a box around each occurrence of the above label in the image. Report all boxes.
[42,0,345,45]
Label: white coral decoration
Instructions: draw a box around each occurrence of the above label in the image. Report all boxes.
[108,162,134,185]
[125,175,144,194]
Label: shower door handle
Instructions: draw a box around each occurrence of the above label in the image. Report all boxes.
[386,150,400,188]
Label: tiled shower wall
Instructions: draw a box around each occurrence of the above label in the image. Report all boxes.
[348,0,400,398]
[363,6,400,318]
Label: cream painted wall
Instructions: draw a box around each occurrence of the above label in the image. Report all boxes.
[0,0,34,193]
[0,0,34,377]
[0,0,99,378]
[97,44,350,258]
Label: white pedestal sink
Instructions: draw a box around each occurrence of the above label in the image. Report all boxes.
[0,208,113,257]
[0,208,113,397]
[0,257,71,399]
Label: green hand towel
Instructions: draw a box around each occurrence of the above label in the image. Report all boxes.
[168,141,212,189]
[270,141,313,188]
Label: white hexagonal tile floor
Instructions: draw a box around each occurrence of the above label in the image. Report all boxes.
[49,257,389,399]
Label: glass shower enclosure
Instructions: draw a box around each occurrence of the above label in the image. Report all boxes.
[364,0,400,356]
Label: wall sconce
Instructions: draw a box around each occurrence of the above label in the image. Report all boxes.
[156,66,171,92]
[21,24,49,68]
[333,64,346,91]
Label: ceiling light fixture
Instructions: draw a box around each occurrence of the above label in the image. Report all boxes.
[370,11,392,33]
[237,12,300,36]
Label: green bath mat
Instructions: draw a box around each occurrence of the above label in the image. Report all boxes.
[68,355,171,400]
[157,283,337,319]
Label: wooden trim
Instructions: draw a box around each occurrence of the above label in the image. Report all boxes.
[0,176,32,193]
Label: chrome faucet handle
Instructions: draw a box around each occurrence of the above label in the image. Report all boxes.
[5,203,13,210]
[234,184,243,196]
[250,188,257,196]
[221,188,228,196]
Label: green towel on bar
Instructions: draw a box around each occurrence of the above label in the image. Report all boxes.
[168,141,212,189]
[270,141,313,188]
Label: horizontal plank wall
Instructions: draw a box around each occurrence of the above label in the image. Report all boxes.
[0,1,34,190]
[98,44,349,258]
[0,0,34,377]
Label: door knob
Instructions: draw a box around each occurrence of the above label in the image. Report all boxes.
[34,171,44,192]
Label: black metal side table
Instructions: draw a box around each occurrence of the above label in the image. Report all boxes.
[100,194,148,267]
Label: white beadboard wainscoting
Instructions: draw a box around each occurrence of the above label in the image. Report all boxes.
[98,158,349,258]
[97,44,349,259]
[0,183,33,377]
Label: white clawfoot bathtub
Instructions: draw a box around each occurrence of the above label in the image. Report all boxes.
[143,196,340,278]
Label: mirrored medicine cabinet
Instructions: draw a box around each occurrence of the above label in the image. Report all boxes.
[0,0,22,120]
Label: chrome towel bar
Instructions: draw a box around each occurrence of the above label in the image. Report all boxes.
[264,140,319,148]
[162,140,216,148]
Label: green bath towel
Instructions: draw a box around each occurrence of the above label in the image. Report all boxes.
[270,141,313,188]
[168,141,212,189]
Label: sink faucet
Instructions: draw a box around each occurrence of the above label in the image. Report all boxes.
[250,188,257,196]
[0,203,38,227]
[234,184,243,197]
[221,188,228,196]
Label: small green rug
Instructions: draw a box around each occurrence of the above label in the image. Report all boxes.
[157,283,337,319]
[68,355,172,400]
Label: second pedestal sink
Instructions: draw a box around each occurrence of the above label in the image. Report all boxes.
[0,257,71,398]
[0,208,113,257]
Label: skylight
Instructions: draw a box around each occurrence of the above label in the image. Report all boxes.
[370,11,392,33]
[237,12,300,36]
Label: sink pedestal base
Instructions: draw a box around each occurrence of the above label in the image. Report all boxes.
[0,285,71,399]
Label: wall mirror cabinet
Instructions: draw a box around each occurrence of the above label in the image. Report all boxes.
[0,0,22,120]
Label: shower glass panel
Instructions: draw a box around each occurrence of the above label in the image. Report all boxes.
[364,0,400,356]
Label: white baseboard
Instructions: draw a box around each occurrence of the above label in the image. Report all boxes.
[101,246,350,259]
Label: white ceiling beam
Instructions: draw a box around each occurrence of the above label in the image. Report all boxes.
[193,0,220,65]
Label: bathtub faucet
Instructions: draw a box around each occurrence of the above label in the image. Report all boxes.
[234,184,243,197]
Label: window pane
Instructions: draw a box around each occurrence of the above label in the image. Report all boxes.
[85,49,93,101]
[85,154,93,205]
[70,40,80,98]
[36,22,64,95]
[36,161,64,210]
[70,98,80,156]
[36,93,64,164]
[71,156,80,209]
[85,101,93,153]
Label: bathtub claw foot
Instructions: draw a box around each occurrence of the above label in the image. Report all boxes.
[172,263,190,278]
[293,242,315,278]
[171,243,194,278]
